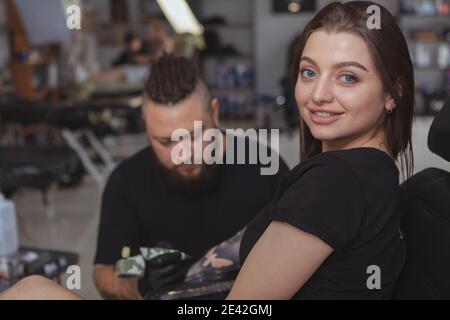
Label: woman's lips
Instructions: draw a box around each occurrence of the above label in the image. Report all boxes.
[309,111,344,125]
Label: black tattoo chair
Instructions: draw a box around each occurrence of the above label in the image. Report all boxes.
[394,97,450,299]
[0,146,82,236]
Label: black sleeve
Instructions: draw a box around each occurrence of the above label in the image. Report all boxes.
[269,156,290,195]
[269,156,364,254]
[94,167,140,265]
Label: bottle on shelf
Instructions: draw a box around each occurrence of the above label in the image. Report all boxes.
[437,43,450,68]
[0,193,19,256]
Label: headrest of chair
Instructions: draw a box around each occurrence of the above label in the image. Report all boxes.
[428,97,450,162]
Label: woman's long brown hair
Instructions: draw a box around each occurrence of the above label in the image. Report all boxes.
[292,1,415,181]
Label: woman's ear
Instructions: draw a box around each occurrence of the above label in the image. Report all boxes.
[211,98,220,127]
[385,95,396,113]
[385,78,404,112]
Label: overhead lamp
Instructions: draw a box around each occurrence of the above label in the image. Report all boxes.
[288,1,301,13]
[156,0,204,36]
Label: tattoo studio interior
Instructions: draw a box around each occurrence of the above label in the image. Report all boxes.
[0,0,449,301]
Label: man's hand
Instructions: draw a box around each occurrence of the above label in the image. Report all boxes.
[145,252,191,292]
[93,265,142,300]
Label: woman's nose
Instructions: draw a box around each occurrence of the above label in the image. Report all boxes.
[311,76,334,105]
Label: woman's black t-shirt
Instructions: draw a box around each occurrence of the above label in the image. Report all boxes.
[239,147,406,299]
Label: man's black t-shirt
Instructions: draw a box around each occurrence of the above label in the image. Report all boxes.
[239,148,406,299]
[94,136,289,266]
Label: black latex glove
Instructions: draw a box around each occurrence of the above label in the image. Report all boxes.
[145,251,192,292]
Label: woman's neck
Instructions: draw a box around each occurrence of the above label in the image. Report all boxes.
[322,129,393,159]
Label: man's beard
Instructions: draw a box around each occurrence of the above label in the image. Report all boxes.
[156,161,223,196]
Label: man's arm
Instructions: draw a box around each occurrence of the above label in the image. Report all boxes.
[93,164,142,299]
[93,265,142,300]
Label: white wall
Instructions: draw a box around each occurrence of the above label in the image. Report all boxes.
[83,0,111,25]
[254,0,313,95]
[410,116,450,175]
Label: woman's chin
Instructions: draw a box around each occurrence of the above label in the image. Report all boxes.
[309,128,341,142]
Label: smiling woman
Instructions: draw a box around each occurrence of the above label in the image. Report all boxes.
[296,31,392,149]
[292,1,415,179]
[228,1,415,300]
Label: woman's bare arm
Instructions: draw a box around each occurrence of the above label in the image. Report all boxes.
[227,221,333,300]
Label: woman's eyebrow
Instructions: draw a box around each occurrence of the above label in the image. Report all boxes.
[300,56,369,72]
[300,56,318,67]
[334,61,369,72]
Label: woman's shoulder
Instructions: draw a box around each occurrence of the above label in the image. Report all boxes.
[325,147,397,167]
[295,147,397,173]
[287,147,399,189]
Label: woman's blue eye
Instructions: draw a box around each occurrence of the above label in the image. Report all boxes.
[300,68,316,79]
[340,73,358,84]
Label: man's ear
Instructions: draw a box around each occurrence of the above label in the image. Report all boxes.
[210,98,220,127]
